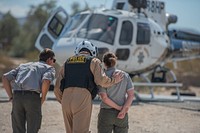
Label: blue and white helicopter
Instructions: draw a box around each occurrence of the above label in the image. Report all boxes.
[35,0,200,100]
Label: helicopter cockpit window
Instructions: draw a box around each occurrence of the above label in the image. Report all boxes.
[77,14,118,45]
[64,14,88,37]
[136,23,150,44]
[48,11,68,38]
[119,21,133,45]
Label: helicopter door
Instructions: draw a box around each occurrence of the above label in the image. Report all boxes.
[35,6,69,51]
[115,20,133,71]
[118,21,133,46]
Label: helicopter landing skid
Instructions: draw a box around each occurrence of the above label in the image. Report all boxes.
[132,67,183,102]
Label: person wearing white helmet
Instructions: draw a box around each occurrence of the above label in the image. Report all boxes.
[54,40,123,133]
[74,40,98,57]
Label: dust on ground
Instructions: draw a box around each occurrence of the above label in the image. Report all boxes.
[0,99,200,133]
[1,57,200,133]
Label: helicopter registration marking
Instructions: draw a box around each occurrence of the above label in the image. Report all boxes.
[147,0,165,14]
[67,56,86,63]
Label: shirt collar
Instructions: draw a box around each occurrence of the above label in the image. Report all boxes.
[106,67,116,71]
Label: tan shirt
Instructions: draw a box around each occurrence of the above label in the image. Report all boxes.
[54,56,116,103]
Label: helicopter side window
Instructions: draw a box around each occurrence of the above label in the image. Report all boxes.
[136,23,150,44]
[115,49,130,60]
[119,21,133,45]
[77,14,117,45]
[48,11,68,38]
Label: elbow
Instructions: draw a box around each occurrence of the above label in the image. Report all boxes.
[43,79,51,84]
[127,89,135,99]
[101,96,106,102]
[130,94,134,99]
[101,95,108,103]
[2,75,8,83]
[128,93,134,101]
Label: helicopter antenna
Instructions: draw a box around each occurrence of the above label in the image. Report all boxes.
[98,0,107,9]
[84,0,90,11]
[104,0,107,6]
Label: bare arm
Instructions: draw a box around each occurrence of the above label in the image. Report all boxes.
[99,92,122,111]
[2,75,13,101]
[41,79,51,105]
[122,88,134,112]
[117,88,134,119]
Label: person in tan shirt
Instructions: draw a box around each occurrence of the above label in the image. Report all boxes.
[54,41,123,133]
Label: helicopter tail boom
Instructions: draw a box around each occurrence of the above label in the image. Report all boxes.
[168,28,200,61]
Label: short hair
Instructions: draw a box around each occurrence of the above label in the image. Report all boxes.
[102,52,117,68]
[39,48,55,62]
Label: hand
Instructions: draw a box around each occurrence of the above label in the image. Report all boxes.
[112,71,124,84]
[117,111,126,119]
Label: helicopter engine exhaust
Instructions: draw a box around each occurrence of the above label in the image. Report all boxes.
[169,29,200,59]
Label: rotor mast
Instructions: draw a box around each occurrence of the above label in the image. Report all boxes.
[112,0,177,31]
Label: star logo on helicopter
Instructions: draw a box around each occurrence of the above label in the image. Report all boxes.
[138,52,144,64]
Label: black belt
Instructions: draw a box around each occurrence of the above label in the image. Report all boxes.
[101,108,119,111]
[13,90,40,95]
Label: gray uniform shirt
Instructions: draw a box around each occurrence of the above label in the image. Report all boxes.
[4,61,55,92]
[99,67,134,108]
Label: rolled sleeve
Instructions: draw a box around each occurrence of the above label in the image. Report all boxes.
[98,85,107,94]
[126,73,134,91]
[3,67,20,81]
[42,67,55,82]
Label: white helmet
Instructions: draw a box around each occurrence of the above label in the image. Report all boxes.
[74,41,98,57]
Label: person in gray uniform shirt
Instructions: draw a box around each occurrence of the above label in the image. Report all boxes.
[98,52,134,133]
[2,48,56,133]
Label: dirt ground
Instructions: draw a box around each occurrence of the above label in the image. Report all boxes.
[1,49,200,133]
[0,99,200,133]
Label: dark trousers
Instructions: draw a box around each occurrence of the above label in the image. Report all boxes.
[12,91,42,133]
[98,108,129,133]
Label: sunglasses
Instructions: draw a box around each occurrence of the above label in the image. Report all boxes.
[51,58,56,63]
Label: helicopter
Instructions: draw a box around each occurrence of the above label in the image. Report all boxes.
[35,0,200,96]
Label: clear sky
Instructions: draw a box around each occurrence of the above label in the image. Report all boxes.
[0,0,200,32]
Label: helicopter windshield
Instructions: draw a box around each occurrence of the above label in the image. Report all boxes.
[64,13,89,37]
[77,14,117,45]
[64,13,118,45]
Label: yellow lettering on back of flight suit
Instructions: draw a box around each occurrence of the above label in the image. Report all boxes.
[67,56,86,63]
